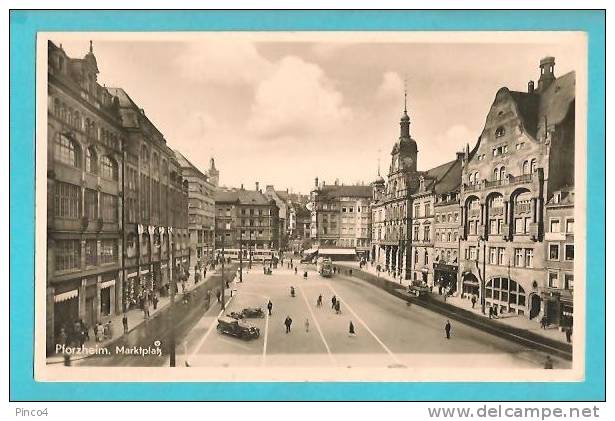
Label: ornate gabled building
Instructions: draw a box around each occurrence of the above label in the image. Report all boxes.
[370,95,421,278]
[46,41,125,354]
[458,57,575,322]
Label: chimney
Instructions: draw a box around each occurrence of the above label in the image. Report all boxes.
[240,183,244,190]
[314,177,319,187]
[334,178,339,186]
[255,181,259,192]
[528,80,535,94]
[456,151,465,162]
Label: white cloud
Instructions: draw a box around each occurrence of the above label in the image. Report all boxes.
[434,124,475,150]
[376,71,404,100]
[175,41,272,85]
[247,56,352,139]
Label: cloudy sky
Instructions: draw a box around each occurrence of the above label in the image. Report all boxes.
[54,34,582,194]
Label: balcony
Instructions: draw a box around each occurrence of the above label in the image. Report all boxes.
[463,173,534,192]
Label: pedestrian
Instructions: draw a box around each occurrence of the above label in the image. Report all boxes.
[216,289,221,303]
[303,271,308,279]
[203,267,207,279]
[267,300,273,316]
[445,320,452,339]
[304,318,310,332]
[316,294,323,307]
[348,321,355,336]
[471,295,476,309]
[335,301,341,314]
[181,281,186,293]
[544,355,554,369]
[565,327,572,343]
[96,323,105,342]
[92,323,99,342]
[122,314,128,334]
[294,267,297,275]
[284,316,293,334]
[152,293,159,310]
[331,295,337,309]
[57,327,68,347]
[488,307,493,319]
[540,316,548,329]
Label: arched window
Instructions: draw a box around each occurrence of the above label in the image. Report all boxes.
[141,145,149,170]
[530,158,537,173]
[474,172,480,183]
[499,166,506,181]
[495,126,505,138]
[493,167,499,181]
[55,134,81,167]
[100,156,118,180]
[85,147,97,174]
[485,277,526,313]
[522,160,529,175]
[141,234,149,256]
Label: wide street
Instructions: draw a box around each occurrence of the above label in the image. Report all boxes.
[179,263,570,371]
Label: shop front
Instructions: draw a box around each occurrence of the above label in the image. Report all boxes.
[99,273,116,318]
[123,269,139,311]
[541,288,573,327]
[52,282,80,344]
[434,263,458,294]
[461,272,480,297]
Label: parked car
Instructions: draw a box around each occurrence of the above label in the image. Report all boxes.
[228,307,265,319]
[408,281,430,297]
[216,316,260,340]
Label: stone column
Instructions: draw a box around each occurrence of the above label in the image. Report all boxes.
[531,198,538,223]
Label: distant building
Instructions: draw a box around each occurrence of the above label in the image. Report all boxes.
[175,151,219,268]
[458,57,575,322]
[310,179,373,256]
[215,184,280,255]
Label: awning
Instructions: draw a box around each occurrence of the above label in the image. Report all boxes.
[303,248,318,255]
[140,269,150,275]
[100,279,115,289]
[54,289,78,303]
[318,248,356,255]
[463,279,479,286]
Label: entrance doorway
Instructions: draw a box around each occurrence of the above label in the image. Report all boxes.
[530,294,541,319]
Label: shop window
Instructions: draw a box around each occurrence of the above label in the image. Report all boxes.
[548,272,558,288]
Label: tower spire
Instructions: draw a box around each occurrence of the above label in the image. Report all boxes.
[404,76,407,113]
[89,40,93,54]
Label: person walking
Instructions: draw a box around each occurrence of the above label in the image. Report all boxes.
[444,320,452,339]
[565,327,573,343]
[304,318,310,333]
[471,295,476,309]
[122,314,128,334]
[267,300,273,316]
[216,289,221,303]
[540,316,548,329]
[284,316,293,334]
[335,301,341,314]
[294,267,298,275]
[331,295,337,309]
[348,321,355,336]
[316,294,323,308]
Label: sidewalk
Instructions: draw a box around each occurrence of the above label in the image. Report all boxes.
[47,265,230,364]
[337,261,411,287]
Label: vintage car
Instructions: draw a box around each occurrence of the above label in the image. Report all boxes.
[408,281,431,297]
[216,316,260,340]
[228,307,265,319]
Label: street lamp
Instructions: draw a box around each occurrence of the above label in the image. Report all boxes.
[239,234,243,283]
[475,237,487,315]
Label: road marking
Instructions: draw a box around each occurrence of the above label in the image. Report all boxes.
[189,295,235,358]
[327,284,403,366]
[298,285,336,365]
[261,308,270,366]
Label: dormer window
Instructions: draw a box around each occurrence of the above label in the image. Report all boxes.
[495,126,505,138]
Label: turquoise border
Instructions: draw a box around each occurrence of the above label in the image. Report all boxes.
[9,10,605,401]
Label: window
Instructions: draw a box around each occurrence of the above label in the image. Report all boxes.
[525,249,534,268]
[565,244,574,261]
[495,126,505,138]
[469,246,477,261]
[423,225,430,242]
[499,166,506,180]
[85,189,98,219]
[514,217,524,234]
[530,158,537,173]
[564,274,574,290]
[100,156,118,180]
[566,218,574,233]
[55,240,81,272]
[85,147,97,174]
[54,182,81,219]
[550,219,561,233]
[522,160,529,175]
[100,240,117,264]
[85,240,97,266]
[549,244,560,260]
[55,134,81,167]
[548,272,558,288]
[413,226,419,241]
[489,247,497,265]
[342,207,347,213]
[101,193,118,222]
[414,204,420,218]
[498,248,505,265]
[141,234,149,256]
[424,203,430,217]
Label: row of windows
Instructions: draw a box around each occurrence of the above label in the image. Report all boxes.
[466,159,537,185]
[54,182,118,222]
[548,243,574,261]
[435,229,458,243]
[548,272,574,290]
[56,239,117,272]
[413,203,431,218]
[55,134,119,180]
[549,218,574,234]
[435,212,459,223]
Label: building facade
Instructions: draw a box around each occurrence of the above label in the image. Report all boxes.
[175,152,218,268]
[108,87,190,315]
[458,57,575,321]
[310,180,373,253]
[433,189,462,294]
[46,41,126,353]
[215,185,280,254]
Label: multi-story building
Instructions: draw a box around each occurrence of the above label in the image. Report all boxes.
[310,180,372,255]
[215,184,280,253]
[409,158,462,286]
[544,186,574,327]
[46,41,126,352]
[370,97,421,279]
[433,177,462,294]
[108,87,190,312]
[175,151,218,267]
[264,185,289,251]
[458,57,575,320]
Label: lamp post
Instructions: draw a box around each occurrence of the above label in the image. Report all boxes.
[221,227,225,311]
[239,235,243,283]
[475,237,487,315]
[169,229,176,367]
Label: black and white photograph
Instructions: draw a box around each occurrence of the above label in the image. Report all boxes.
[35,31,586,382]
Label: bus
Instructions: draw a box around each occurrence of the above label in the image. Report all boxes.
[215,248,277,263]
[317,257,333,278]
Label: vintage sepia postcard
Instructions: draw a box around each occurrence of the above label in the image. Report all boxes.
[32,30,589,384]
